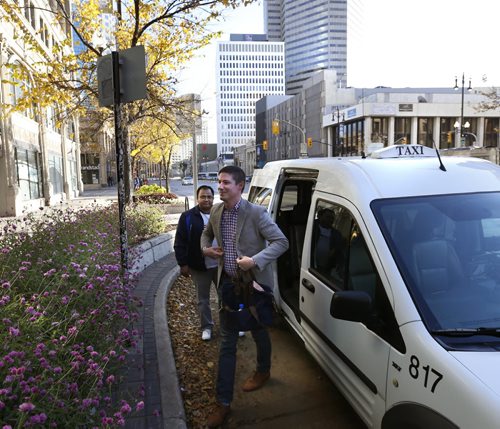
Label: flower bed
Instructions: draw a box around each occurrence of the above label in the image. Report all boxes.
[0,204,163,427]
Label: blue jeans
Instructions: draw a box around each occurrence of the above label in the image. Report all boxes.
[216,277,272,405]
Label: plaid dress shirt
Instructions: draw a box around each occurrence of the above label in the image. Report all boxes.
[221,199,241,277]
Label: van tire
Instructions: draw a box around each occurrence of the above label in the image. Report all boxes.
[382,403,459,429]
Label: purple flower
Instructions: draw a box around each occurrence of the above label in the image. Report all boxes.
[9,327,20,337]
[19,402,35,412]
[136,401,144,412]
[120,402,131,414]
[43,268,57,277]
[30,413,47,424]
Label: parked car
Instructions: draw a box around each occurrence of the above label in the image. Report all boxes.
[181,176,193,186]
[248,144,500,429]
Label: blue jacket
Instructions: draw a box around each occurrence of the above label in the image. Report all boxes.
[174,205,207,271]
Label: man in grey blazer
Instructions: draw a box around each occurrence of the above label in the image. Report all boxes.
[201,165,288,427]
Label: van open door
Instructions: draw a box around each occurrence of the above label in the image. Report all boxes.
[249,166,317,335]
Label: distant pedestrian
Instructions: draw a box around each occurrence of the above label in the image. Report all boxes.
[174,185,218,341]
[201,166,288,428]
[134,176,140,190]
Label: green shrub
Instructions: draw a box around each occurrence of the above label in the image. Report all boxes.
[127,204,167,244]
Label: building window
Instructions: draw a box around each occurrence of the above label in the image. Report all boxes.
[439,118,455,149]
[15,147,42,201]
[395,117,411,143]
[49,155,63,194]
[371,117,388,146]
[417,117,434,148]
[484,118,500,148]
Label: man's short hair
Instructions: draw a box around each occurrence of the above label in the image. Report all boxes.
[219,165,246,187]
[196,185,214,198]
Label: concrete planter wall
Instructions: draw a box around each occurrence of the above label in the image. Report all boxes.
[130,231,175,274]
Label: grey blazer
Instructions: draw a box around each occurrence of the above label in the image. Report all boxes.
[200,199,289,288]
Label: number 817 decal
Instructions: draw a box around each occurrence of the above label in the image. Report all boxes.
[409,355,443,393]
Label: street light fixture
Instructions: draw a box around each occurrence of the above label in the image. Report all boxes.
[334,108,345,157]
[454,73,472,147]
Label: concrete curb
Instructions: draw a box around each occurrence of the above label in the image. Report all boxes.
[130,232,175,274]
[154,264,187,428]
[131,225,188,428]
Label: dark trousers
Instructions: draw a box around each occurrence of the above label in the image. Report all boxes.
[216,276,271,405]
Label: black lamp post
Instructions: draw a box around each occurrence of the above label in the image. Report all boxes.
[454,73,472,146]
[334,108,345,156]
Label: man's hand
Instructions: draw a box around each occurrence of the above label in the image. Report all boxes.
[180,265,190,277]
[203,246,224,259]
[237,256,256,271]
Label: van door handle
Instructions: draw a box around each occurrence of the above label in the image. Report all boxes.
[302,278,315,293]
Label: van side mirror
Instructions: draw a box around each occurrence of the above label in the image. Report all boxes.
[330,291,372,323]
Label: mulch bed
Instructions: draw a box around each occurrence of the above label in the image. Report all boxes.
[167,276,220,428]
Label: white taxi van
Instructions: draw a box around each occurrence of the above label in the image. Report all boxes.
[248,144,500,429]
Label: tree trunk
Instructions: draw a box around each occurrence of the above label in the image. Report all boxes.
[123,123,132,205]
[163,153,170,193]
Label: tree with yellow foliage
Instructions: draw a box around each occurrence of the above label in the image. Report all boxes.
[2,0,255,200]
[130,117,181,193]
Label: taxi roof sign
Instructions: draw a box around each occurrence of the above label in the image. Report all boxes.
[370,144,437,159]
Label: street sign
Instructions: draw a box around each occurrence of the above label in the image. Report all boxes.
[97,45,147,107]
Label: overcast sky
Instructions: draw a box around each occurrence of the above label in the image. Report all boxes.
[176,0,500,142]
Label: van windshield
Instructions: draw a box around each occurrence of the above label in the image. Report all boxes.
[372,192,500,335]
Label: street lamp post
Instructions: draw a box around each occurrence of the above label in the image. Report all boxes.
[454,73,472,147]
[334,108,345,156]
[274,117,307,158]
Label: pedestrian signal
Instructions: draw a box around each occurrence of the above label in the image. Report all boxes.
[272,120,280,135]
[307,137,313,148]
[262,140,268,150]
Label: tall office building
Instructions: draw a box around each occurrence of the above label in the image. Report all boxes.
[265,0,360,95]
[216,34,285,155]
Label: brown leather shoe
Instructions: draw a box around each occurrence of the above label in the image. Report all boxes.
[242,371,270,392]
[207,402,230,428]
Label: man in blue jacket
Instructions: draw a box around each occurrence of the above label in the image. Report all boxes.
[174,185,218,341]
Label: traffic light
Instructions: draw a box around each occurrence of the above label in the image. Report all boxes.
[307,137,313,148]
[272,120,280,135]
[262,140,268,150]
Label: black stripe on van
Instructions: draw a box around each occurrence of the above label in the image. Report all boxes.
[299,311,378,395]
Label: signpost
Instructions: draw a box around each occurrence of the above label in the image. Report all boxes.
[97,45,147,272]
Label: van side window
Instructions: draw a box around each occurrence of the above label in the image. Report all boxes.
[248,186,272,208]
[310,202,350,287]
[311,201,405,351]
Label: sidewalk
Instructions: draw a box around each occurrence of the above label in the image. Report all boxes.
[121,253,185,429]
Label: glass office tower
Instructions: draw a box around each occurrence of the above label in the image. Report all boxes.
[265,0,353,95]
